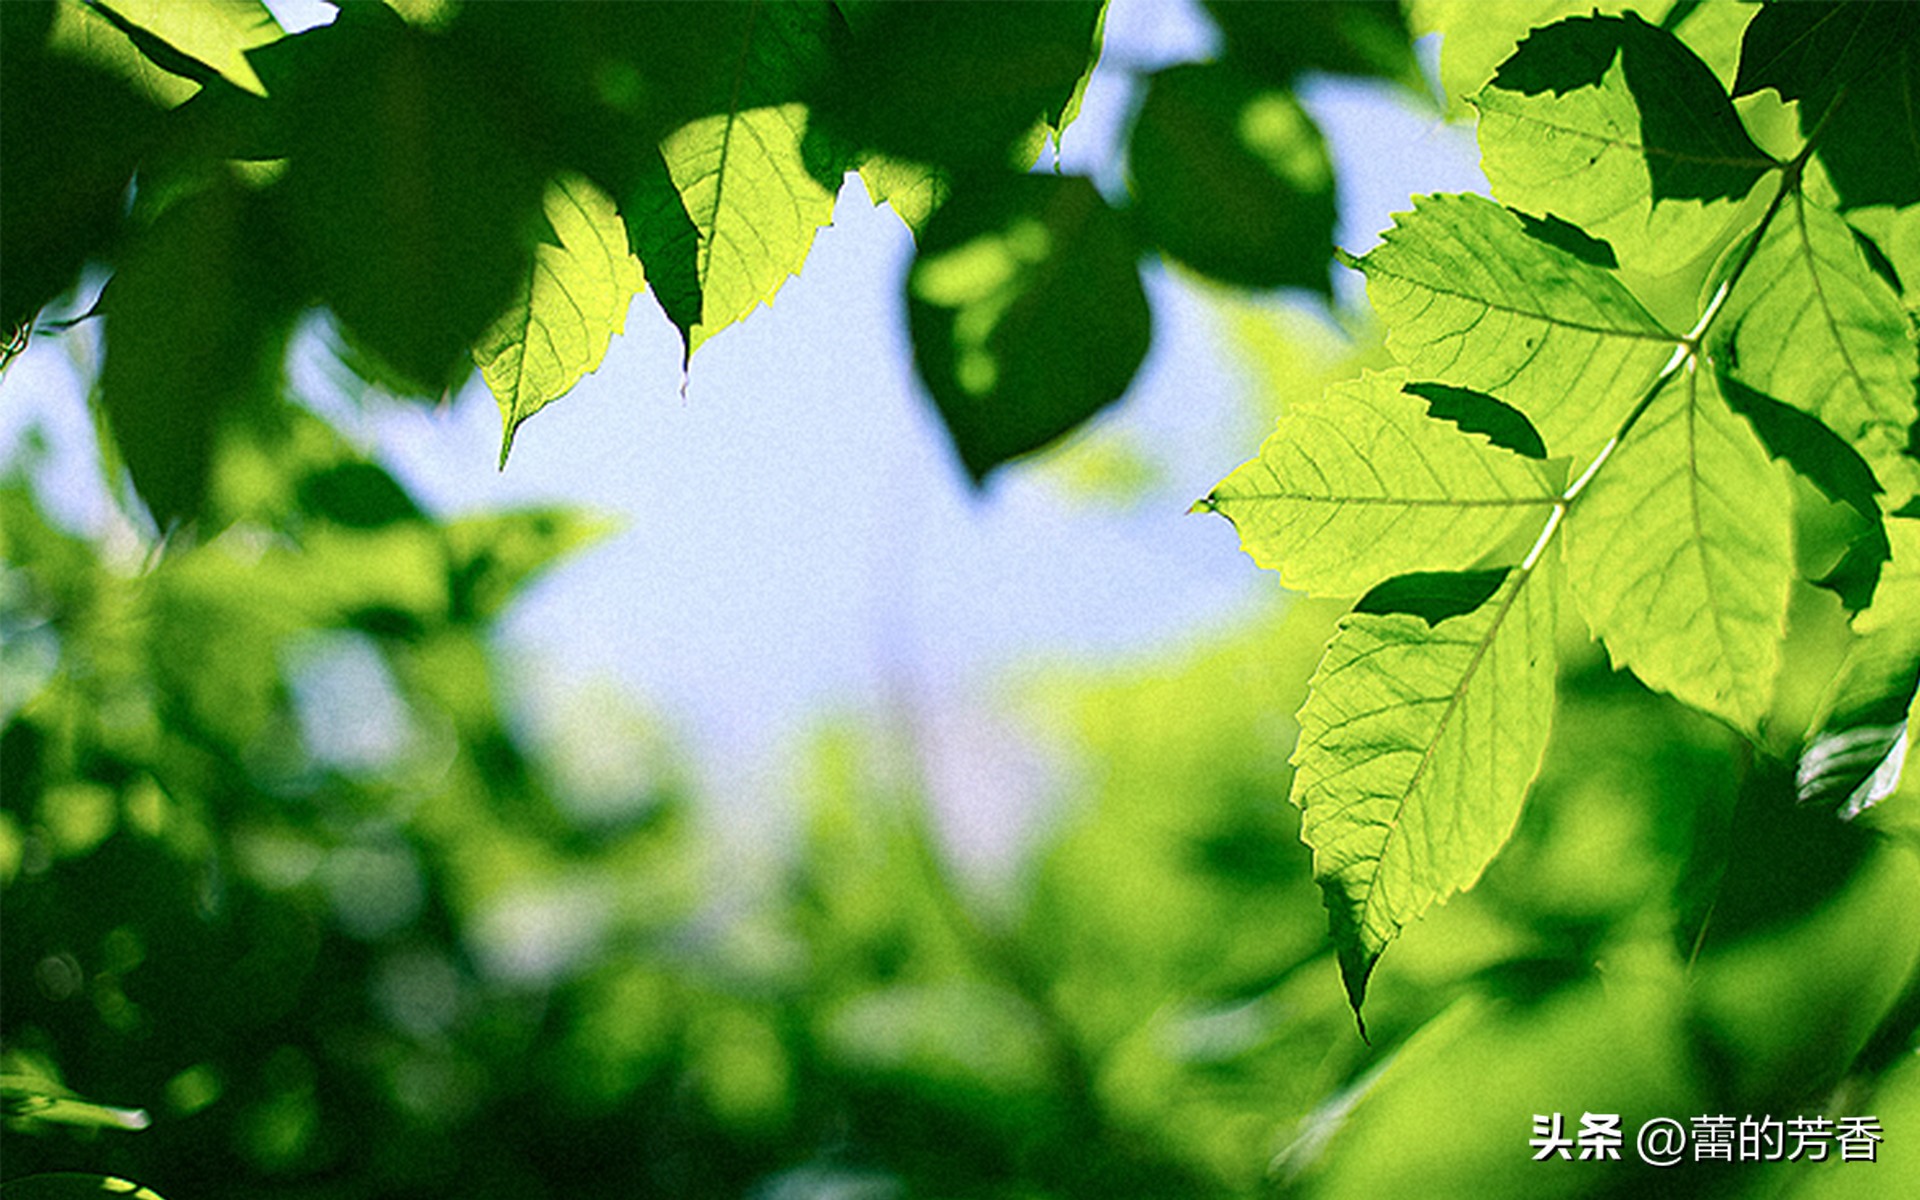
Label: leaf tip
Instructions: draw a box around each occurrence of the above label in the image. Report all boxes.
[1189,495,1219,516]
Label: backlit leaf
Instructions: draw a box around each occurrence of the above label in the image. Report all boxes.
[1203,369,1556,596]
[1292,562,1558,1014]
[1560,367,1793,732]
[1711,192,1920,509]
[89,0,279,97]
[476,174,644,466]
[663,103,836,357]
[1474,12,1774,271]
[1353,192,1677,463]
[1734,1,1920,209]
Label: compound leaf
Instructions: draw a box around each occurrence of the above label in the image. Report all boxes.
[1353,192,1676,463]
[1734,0,1920,209]
[1292,562,1559,1015]
[1711,192,1920,509]
[476,174,644,466]
[1202,369,1557,596]
[1560,368,1793,733]
[1474,11,1774,272]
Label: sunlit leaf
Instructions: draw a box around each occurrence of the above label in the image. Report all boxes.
[0,1175,167,1200]
[1560,367,1793,732]
[1129,62,1336,293]
[1292,563,1558,1013]
[1202,369,1556,596]
[1352,192,1677,463]
[662,103,835,357]
[89,0,279,97]
[907,174,1149,482]
[476,174,644,466]
[1734,1,1920,209]
[1711,192,1920,509]
[1474,12,1774,272]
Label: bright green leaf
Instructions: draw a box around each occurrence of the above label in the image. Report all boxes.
[1474,12,1774,272]
[90,0,279,96]
[907,174,1149,482]
[1203,369,1557,596]
[1711,191,1920,509]
[1561,367,1793,732]
[1292,562,1559,1014]
[858,155,950,239]
[1129,63,1336,293]
[476,174,644,466]
[662,103,836,357]
[1353,192,1677,463]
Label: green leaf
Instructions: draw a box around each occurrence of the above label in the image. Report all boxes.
[1560,367,1793,732]
[1203,369,1557,596]
[1292,562,1558,1014]
[1802,517,1920,818]
[858,155,951,239]
[475,174,644,466]
[275,5,549,396]
[1202,0,1424,94]
[1128,63,1336,293]
[662,101,836,356]
[1473,12,1774,271]
[1353,567,1511,625]
[618,149,704,352]
[806,0,1105,174]
[1734,0,1920,209]
[1717,375,1883,521]
[1403,381,1549,460]
[87,0,279,97]
[0,10,159,337]
[100,180,290,530]
[907,174,1149,482]
[1711,192,1920,509]
[1353,192,1677,462]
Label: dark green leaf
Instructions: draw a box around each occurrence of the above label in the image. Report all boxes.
[1476,12,1773,268]
[1202,0,1423,92]
[1815,521,1891,614]
[1403,381,1549,460]
[1353,568,1511,626]
[1717,375,1883,521]
[273,5,549,396]
[907,174,1149,482]
[1734,0,1920,208]
[622,148,704,353]
[296,463,424,531]
[1128,63,1335,293]
[807,0,1105,173]
[99,180,291,530]
[0,23,158,337]
[1508,208,1617,271]
[1293,561,1558,1014]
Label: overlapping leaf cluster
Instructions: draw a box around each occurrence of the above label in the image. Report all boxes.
[1205,1,1920,1016]
[2,0,1425,525]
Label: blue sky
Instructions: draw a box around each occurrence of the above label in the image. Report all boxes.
[0,0,1486,851]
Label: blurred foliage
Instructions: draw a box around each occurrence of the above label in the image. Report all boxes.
[6,381,1920,1196]
[6,2,1920,1199]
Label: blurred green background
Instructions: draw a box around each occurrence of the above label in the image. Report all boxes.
[6,307,1919,1199]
